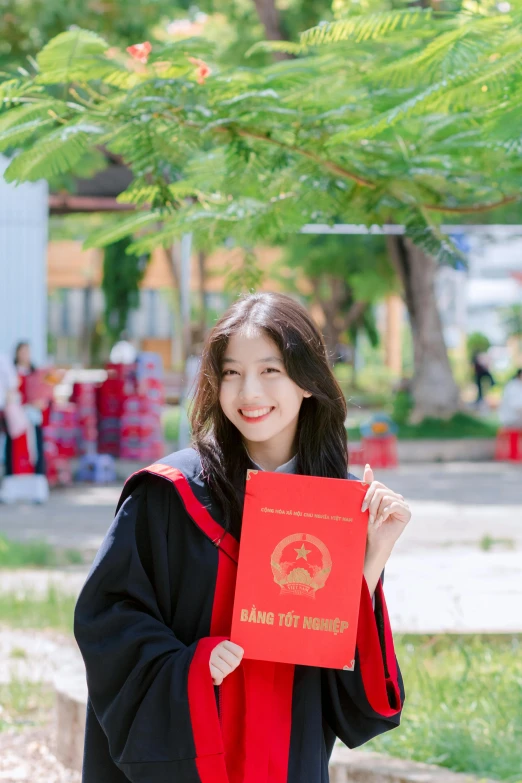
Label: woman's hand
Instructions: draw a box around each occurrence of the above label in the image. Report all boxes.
[210,640,244,686]
[361,463,411,597]
[362,463,411,553]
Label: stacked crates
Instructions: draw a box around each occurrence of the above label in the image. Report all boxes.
[97,364,134,456]
[71,382,98,455]
[45,403,79,458]
[98,355,165,461]
[120,353,165,461]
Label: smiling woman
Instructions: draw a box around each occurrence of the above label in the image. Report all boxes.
[191,293,351,537]
[74,292,407,783]
[218,331,312,471]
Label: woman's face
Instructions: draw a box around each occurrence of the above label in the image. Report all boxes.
[16,344,31,367]
[219,329,312,450]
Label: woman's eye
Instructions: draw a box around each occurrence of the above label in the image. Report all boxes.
[264,368,280,373]
[222,370,237,376]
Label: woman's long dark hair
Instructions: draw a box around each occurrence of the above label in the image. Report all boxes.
[190,292,348,534]
[14,341,35,372]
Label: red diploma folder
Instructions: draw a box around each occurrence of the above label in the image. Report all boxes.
[230,470,369,670]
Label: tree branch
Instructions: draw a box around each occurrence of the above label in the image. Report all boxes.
[423,194,520,214]
[211,125,376,189]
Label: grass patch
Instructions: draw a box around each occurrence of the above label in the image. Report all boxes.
[347,412,499,442]
[364,634,522,783]
[479,535,516,552]
[0,592,518,780]
[0,678,54,731]
[0,534,83,568]
[0,586,76,633]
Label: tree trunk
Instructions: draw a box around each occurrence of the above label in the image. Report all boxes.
[252,0,292,61]
[167,243,184,371]
[386,236,461,422]
[197,250,207,343]
[311,277,367,366]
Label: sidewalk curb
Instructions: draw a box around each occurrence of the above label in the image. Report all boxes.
[330,746,496,783]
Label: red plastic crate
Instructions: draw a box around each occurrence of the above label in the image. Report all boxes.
[360,435,398,468]
[495,428,522,461]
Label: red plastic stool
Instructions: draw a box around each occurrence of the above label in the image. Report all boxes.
[361,435,399,468]
[494,428,522,461]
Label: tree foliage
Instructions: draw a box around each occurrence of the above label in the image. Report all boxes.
[102,237,149,341]
[1,1,522,263]
[0,0,177,66]
[281,234,395,351]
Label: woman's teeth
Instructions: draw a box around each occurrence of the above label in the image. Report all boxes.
[240,407,272,418]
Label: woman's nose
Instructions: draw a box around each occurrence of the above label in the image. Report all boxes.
[238,373,263,398]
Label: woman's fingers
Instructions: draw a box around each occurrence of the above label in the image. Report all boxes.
[361,478,386,512]
[362,463,374,486]
[222,640,244,658]
[375,500,410,528]
[209,640,245,686]
[210,664,224,686]
[215,647,241,668]
[365,486,394,525]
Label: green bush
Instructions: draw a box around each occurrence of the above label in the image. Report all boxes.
[467,332,491,361]
[392,389,414,426]
[397,412,498,440]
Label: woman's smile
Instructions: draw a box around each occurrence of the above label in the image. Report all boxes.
[238,406,275,422]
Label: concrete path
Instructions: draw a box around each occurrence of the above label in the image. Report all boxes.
[0,462,520,633]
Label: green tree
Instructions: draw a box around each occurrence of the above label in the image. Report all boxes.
[2,5,522,418]
[102,237,149,342]
[0,0,178,67]
[467,332,491,362]
[280,234,396,362]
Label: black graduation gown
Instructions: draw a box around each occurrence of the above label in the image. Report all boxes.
[74,447,404,783]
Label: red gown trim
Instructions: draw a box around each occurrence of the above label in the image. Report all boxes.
[127,462,295,783]
[188,636,229,782]
[356,577,402,717]
[130,463,239,563]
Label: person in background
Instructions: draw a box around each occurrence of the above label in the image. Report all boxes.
[5,342,46,475]
[472,350,496,404]
[498,369,522,428]
[0,354,18,467]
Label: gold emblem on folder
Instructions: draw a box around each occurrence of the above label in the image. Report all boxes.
[270,533,332,598]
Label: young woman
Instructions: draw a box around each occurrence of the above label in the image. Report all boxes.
[4,341,47,476]
[74,292,411,783]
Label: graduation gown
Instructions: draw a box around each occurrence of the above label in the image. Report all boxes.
[74,447,404,783]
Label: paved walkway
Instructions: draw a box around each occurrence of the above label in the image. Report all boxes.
[0,462,520,633]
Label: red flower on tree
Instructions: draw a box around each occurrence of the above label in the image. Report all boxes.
[126,41,152,64]
[188,56,212,85]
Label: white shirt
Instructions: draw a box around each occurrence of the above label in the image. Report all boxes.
[0,355,17,409]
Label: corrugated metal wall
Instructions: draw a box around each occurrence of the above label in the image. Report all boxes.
[0,155,48,366]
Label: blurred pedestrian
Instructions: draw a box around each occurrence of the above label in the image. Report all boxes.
[0,354,18,466]
[5,342,47,476]
[472,350,495,404]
